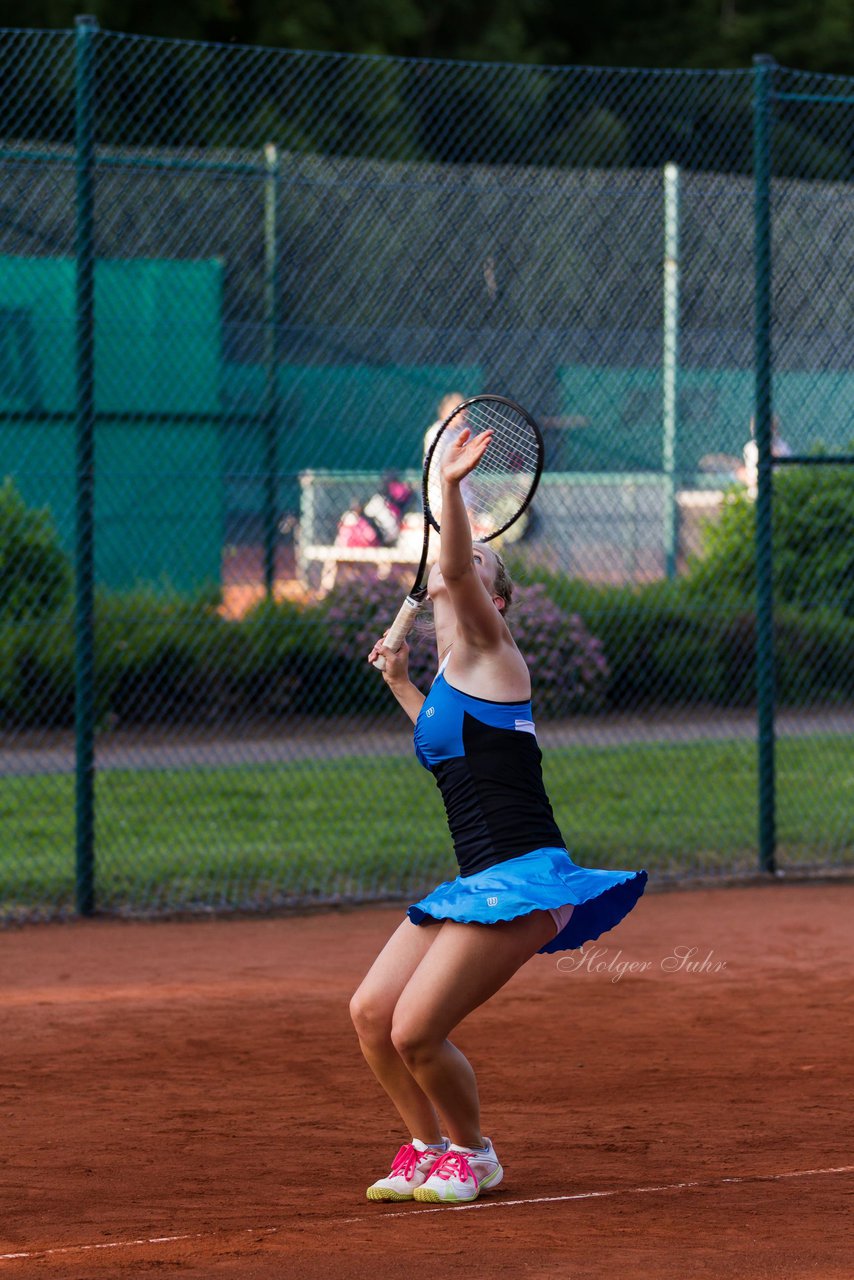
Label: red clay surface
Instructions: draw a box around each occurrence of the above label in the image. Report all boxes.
[1,882,852,1279]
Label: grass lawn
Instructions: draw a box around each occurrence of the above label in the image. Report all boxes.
[1,736,850,916]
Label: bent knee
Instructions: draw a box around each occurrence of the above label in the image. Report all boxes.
[390,1015,440,1065]
[349,988,395,1047]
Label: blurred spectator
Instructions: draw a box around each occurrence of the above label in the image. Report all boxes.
[335,501,380,548]
[363,473,415,545]
[425,392,468,521]
[336,474,415,548]
[738,414,792,498]
[424,391,467,459]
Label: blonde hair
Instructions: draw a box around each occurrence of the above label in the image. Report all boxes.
[476,544,514,615]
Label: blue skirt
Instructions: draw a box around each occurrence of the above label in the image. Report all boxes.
[408,847,647,954]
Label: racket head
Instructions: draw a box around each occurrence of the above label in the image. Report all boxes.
[423,394,545,542]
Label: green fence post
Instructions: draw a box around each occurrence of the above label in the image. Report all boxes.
[74,13,98,915]
[263,141,280,598]
[662,162,680,579]
[753,53,776,876]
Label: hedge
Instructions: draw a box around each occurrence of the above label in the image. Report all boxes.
[683,461,854,616]
[2,462,850,729]
[1,575,852,732]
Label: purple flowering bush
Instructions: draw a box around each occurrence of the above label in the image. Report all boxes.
[323,574,437,701]
[323,574,609,717]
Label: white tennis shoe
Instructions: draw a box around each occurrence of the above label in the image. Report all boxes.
[413,1138,504,1203]
[366,1138,450,1201]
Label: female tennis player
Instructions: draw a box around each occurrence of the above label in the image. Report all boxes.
[353,426,647,1205]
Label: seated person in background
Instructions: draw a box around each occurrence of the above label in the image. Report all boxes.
[364,474,416,545]
[336,500,381,548]
[336,474,415,548]
[738,414,792,498]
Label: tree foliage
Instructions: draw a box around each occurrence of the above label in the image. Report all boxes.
[684,464,854,616]
[2,0,852,74]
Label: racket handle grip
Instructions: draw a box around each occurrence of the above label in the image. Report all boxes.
[373,597,421,671]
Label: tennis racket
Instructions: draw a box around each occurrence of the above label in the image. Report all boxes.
[373,394,544,670]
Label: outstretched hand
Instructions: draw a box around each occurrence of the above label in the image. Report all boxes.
[440,427,493,486]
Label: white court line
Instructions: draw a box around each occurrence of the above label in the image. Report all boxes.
[2,1164,852,1262]
[0,1228,281,1263]
[340,1163,854,1220]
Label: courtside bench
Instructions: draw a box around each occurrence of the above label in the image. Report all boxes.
[297,468,424,593]
[296,542,422,594]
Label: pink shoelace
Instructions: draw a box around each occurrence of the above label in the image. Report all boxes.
[427,1150,478,1186]
[388,1142,443,1183]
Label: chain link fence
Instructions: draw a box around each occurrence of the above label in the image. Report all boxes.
[0,23,852,920]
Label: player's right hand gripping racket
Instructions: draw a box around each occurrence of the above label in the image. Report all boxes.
[373,394,545,670]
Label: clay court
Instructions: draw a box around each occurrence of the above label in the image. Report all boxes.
[2,880,852,1279]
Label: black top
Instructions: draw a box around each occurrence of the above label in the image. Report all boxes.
[413,671,565,877]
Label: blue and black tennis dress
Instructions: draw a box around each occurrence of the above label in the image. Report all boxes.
[408,659,647,953]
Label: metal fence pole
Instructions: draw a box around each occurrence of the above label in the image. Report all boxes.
[752,53,777,876]
[662,162,680,579]
[263,141,280,598]
[74,13,98,914]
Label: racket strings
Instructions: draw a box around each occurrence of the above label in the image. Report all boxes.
[465,402,541,473]
[428,399,540,538]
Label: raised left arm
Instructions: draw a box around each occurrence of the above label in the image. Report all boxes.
[438,430,508,651]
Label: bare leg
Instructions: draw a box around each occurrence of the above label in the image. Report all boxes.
[349,916,443,1142]
[391,910,560,1148]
